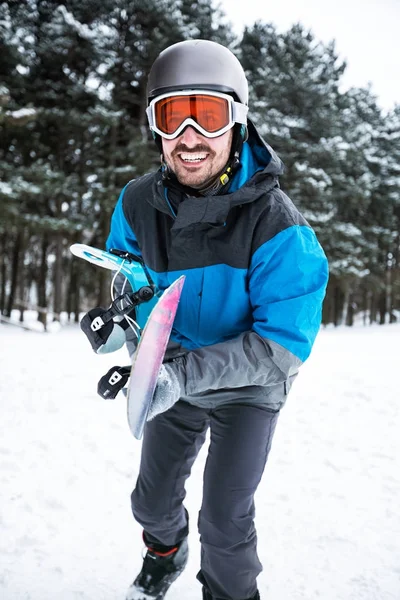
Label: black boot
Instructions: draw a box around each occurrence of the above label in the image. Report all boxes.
[202,587,260,600]
[126,536,188,600]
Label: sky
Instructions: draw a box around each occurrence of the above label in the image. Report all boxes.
[217,0,400,112]
[1,317,400,599]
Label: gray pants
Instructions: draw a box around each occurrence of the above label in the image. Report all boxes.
[131,400,279,600]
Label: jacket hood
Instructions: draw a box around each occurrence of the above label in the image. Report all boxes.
[233,118,284,185]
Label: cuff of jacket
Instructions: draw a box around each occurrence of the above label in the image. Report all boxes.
[166,356,188,396]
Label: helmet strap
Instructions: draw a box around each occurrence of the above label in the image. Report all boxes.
[196,153,240,196]
[230,123,247,160]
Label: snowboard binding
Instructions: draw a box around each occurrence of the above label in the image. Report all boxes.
[70,244,158,355]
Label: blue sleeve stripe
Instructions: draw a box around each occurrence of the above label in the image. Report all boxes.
[249,225,329,361]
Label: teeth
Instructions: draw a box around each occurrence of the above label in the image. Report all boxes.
[180,153,207,162]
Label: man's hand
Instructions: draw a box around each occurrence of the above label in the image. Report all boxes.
[146,364,182,421]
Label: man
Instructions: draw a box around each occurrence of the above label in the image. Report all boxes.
[104,40,329,600]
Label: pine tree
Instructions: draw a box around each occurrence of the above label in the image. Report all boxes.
[239,23,346,239]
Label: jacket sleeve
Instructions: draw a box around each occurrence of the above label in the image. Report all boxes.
[106,183,141,255]
[172,224,329,396]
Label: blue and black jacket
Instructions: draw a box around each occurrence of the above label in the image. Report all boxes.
[106,121,329,410]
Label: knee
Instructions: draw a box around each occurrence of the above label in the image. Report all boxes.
[130,484,166,522]
[197,507,255,548]
[198,486,256,545]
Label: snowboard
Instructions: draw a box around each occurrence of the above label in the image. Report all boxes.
[126,275,185,440]
[70,243,185,440]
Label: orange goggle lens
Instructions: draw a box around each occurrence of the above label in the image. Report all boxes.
[154,94,231,136]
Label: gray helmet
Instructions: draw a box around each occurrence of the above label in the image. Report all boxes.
[147,39,248,106]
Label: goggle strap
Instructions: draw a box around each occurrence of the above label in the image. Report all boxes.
[231,102,248,125]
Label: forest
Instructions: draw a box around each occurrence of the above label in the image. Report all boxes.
[1,0,399,329]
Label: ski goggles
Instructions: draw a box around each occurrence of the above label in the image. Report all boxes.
[146,90,248,140]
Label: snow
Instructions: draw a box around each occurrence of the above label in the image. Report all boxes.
[5,108,36,120]
[1,321,399,600]
[0,182,13,195]
[57,5,97,41]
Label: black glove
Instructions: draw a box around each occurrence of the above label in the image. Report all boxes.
[97,365,130,400]
[80,308,126,354]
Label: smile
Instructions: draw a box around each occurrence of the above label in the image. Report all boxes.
[179,152,208,163]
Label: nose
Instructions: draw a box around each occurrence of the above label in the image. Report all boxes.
[178,125,204,146]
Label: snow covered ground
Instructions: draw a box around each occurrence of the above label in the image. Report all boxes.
[1,321,399,600]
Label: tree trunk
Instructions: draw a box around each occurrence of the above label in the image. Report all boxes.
[341,284,350,327]
[363,289,372,326]
[18,228,26,322]
[370,292,378,325]
[378,288,386,325]
[333,284,343,327]
[346,292,355,326]
[67,257,81,323]
[5,230,22,318]
[73,266,81,323]
[37,236,49,330]
[385,253,395,323]
[53,232,63,322]
[0,232,7,313]
[391,232,400,322]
